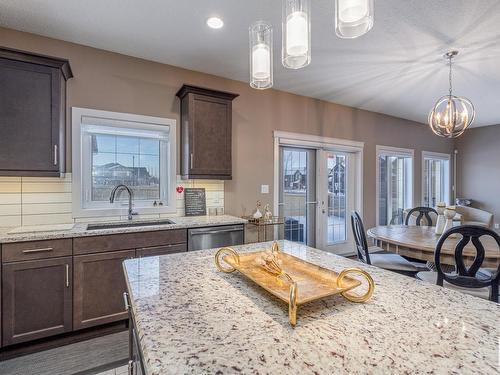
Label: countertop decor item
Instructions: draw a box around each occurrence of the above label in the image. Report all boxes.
[214,241,374,326]
[428,50,475,138]
[252,200,263,219]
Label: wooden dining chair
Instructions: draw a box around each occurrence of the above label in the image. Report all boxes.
[351,212,424,274]
[416,225,500,302]
[404,207,438,226]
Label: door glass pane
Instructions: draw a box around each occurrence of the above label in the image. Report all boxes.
[327,153,346,244]
[423,158,449,207]
[378,154,413,225]
[279,147,315,246]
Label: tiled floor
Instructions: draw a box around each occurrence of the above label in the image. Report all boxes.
[0,331,128,375]
[95,364,128,375]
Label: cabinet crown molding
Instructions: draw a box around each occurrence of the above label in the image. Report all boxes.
[0,46,73,80]
[176,84,239,101]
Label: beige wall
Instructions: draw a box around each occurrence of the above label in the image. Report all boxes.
[0,27,454,229]
[456,124,500,227]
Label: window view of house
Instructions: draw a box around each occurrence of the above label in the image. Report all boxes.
[91,134,161,202]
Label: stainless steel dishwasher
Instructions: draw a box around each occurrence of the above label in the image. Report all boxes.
[188,224,244,251]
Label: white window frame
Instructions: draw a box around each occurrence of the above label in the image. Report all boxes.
[376,145,414,226]
[72,107,177,219]
[421,151,451,207]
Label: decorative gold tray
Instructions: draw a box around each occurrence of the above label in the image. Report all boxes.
[215,242,374,326]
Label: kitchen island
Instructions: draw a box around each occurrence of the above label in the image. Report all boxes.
[123,240,499,375]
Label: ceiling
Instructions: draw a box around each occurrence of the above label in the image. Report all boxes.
[1,0,499,127]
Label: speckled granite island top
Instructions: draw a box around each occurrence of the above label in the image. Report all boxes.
[123,240,500,375]
[0,215,247,243]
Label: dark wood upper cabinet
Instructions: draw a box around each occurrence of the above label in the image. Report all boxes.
[176,85,238,180]
[0,47,73,176]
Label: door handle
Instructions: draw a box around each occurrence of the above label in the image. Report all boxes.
[54,144,58,166]
[123,292,130,311]
[65,264,69,287]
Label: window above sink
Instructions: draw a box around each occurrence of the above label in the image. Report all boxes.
[72,108,177,219]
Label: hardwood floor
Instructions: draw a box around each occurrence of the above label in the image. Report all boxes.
[0,331,128,375]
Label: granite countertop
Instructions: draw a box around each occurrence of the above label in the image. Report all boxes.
[123,240,500,375]
[0,215,247,243]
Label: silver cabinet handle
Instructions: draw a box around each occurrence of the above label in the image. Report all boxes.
[65,264,69,287]
[190,153,194,169]
[22,247,53,254]
[54,144,58,166]
[123,292,130,311]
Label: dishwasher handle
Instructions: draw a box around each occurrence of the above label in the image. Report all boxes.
[190,227,243,236]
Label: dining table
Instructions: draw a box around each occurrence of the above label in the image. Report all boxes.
[367,225,500,268]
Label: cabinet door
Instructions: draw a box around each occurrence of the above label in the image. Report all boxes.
[73,250,135,330]
[189,94,232,178]
[136,243,187,258]
[0,58,62,174]
[2,257,72,346]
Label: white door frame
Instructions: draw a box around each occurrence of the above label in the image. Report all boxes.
[273,131,364,253]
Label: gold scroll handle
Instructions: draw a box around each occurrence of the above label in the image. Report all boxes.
[215,247,240,273]
[337,268,374,303]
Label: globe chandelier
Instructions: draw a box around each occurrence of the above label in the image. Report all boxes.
[428,51,475,138]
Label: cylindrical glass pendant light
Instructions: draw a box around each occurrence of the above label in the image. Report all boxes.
[335,0,374,38]
[282,0,311,69]
[249,21,273,90]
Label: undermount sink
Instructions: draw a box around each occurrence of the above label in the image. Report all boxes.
[86,219,175,231]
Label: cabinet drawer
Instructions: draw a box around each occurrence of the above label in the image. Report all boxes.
[2,239,72,263]
[136,243,187,258]
[74,229,187,255]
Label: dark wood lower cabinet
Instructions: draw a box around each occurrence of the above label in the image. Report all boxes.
[2,257,72,346]
[73,249,135,331]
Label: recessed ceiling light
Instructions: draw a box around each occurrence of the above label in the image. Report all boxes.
[206,17,224,29]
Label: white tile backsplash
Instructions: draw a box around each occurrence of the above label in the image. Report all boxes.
[0,173,225,227]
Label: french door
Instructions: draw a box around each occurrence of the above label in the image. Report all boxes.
[278,147,316,247]
[316,150,356,255]
[278,146,358,254]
